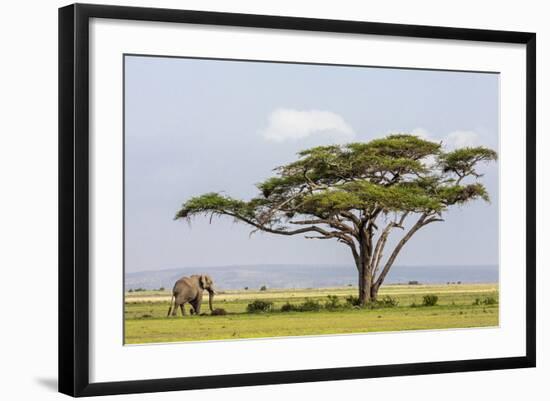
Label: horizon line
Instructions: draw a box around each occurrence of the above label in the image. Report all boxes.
[127,263,499,275]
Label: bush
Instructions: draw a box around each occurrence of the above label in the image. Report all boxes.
[345,295,361,307]
[299,299,322,312]
[374,295,399,308]
[325,295,341,310]
[246,300,273,313]
[260,285,267,291]
[280,300,322,312]
[280,302,299,312]
[473,295,498,306]
[211,308,227,315]
[159,287,165,291]
[408,280,420,285]
[422,294,439,306]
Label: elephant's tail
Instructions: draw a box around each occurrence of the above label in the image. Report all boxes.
[167,294,175,317]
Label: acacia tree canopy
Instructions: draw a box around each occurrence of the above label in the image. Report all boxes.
[175,134,497,305]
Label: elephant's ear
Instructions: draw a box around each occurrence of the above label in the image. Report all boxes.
[199,275,207,289]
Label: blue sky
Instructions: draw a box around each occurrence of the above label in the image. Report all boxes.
[124,55,499,273]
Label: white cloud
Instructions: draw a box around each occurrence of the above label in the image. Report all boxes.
[410,128,431,140]
[405,128,481,150]
[261,108,355,143]
[444,130,480,148]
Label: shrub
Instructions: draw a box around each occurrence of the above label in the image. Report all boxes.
[422,294,439,306]
[280,302,299,312]
[244,287,248,290]
[375,295,399,308]
[345,295,361,307]
[474,295,498,306]
[211,308,227,315]
[410,302,418,308]
[325,295,341,310]
[159,287,165,291]
[260,285,267,291]
[128,289,134,293]
[408,280,420,285]
[246,300,273,313]
[299,299,322,312]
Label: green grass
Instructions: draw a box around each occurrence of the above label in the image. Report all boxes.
[124,283,498,344]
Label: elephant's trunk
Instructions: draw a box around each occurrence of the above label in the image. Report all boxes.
[208,290,214,312]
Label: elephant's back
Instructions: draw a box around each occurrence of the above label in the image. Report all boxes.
[173,277,197,297]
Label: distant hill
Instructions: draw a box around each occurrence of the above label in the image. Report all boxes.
[125,264,498,291]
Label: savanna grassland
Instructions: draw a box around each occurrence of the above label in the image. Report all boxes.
[124,283,498,344]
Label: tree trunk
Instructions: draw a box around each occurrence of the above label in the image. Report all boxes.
[370,284,380,302]
[358,263,375,306]
[358,268,367,306]
[353,213,437,306]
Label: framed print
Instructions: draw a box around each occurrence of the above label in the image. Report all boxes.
[58,3,536,397]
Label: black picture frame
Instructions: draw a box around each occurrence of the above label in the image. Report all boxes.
[59,3,536,397]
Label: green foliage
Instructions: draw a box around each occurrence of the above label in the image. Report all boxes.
[279,295,399,312]
[298,299,322,312]
[369,295,399,309]
[437,183,490,204]
[175,135,497,228]
[175,192,267,221]
[246,300,273,313]
[422,294,439,306]
[280,300,322,312]
[260,285,267,291]
[325,295,341,310]
[345,295,361,307]
[473,295,498,306]
[280,302,300,312]
[440,147,497,179]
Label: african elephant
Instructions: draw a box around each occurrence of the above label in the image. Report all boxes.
[167,274,216,317]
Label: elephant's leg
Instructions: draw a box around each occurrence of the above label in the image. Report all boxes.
[195,296,203,315]
[179,303,186,316]
[171,302,180,316]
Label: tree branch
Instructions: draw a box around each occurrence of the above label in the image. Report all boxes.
[373,212,442,289]
[371,212,409,278]
[289,218,355,235]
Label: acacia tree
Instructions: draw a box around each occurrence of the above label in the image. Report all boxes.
[175,135,497,306]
